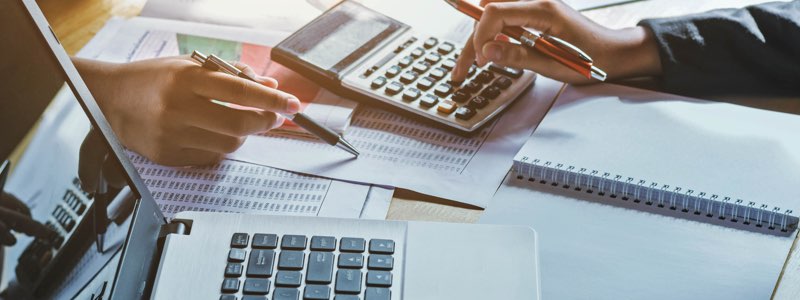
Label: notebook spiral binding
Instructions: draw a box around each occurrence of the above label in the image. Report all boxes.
[513,157,798,233]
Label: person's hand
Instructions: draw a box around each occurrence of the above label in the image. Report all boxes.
[452,0,662,84]
[73,56,301,166]
[0,192,57,246]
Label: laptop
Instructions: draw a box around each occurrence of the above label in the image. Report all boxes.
[2,1,540,299]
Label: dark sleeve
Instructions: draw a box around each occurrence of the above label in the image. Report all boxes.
[637,0,800,97]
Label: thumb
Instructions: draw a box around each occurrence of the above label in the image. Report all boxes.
[482,41,536,70]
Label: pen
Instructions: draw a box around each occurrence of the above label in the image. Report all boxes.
[190,51,360,157]
[443,0,607,81]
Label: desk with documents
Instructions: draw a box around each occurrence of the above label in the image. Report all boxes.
[12,0,800,299]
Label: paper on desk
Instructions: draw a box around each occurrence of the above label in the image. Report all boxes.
[95,17,357,134]
[232,77,564,208]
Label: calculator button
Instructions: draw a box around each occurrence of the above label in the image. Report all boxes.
[429,67,447,80]
[338,253,364,268]
[367,255,394,270]
[231,233,249,248]
[402,88,422,101]
[424,53,442,64]
[365,287,391,300]
[278,251,305,270]
[420,94,440,108]
[385,81,404,95]
[423,37,438,49]
[437,100,458,114]
[276,271,303,287]
[310,236,337,251]
[437,42,455,54]
[243,278,271,295]
[335,269,363,294]
[366,271,393,287]
[410,47,425,58]
[468,96,489,109]
[468,65,477,77]
[441,58,457,70]
[369,239,395,254]
[480,86,501,100]
[222,278,240,293]
[386,66,402,79]
[370,76,388,89]
[461,81,482,94]
[455,106,477,120]
[226,263,244,277]
[434,83,453,97]
[489,63,523,78]
[417,77,435,90]
[398,56,413,68]
[253,234,278,249]
[475,70,495,84]
[340,238,366,252]
[451,90,470,103]
[412,62,430,74]
[281,235,307,250]
[400,71,418,84]
[493,76,513,89]
[229,249,247,263]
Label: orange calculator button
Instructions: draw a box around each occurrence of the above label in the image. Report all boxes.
[437,100,457,114]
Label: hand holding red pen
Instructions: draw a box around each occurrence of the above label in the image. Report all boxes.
[451,0,662,84]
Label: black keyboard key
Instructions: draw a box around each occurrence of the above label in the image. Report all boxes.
[338,253,364,268]
[253,234,278,249]
[276,271,303,287]
[306,252,335,284]
[222,278,240,293]
[410,47,424,58]
[226,263,243,277]
[417,77,435,90]
[455,106,477,120]
[480,86,501,100]
[247,249,275,277]
[423,37,438,49]
[468,65,477,77]
[281,235,307,250]
[335,270,363,294]
[475,70,495,84]
[468,96,489,109]
[340,238,366,252]
[229,249,247,263]
[399,71,418,84]
[429,67,447,80]
[441,58,456,70]
[273,288,300,300]
[398,56,413,68]
[231,233,249,248]
[367,255,394,270]
[310,236,337,251]
[243,278,271,295]
[370,76,387,89]
[304,285,331,300]
[334,296,359,300]
[462,81,482,94]
[419,94,439,108]
[493,76,512,89]
[278,251,305,270]
[424,52,441,64]
[437,42,455,54]
[365,288,391,300]
[412,62,430,74]
[366,271,392,287]
[385,65,401,78]
[242,296,267,300]
[220,295,237,300]
[434,83,453,97]
[451,90,470,103]
[489,64,523,78]
[402,88,421,102]
[385,81,404,96]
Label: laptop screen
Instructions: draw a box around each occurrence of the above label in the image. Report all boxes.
[1,1,164,298]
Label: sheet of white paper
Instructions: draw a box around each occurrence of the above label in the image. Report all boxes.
[232,77,564,207]
[481,175,795,300]
[361,185,394,219]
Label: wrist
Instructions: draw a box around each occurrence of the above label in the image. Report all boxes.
[602,26,662,80]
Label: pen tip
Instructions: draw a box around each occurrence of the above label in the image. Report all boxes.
[337,139,360,158]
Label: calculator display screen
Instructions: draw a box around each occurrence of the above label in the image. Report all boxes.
[280,1,406,74]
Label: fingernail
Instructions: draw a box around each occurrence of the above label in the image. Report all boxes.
[274,114,286,129]
[286,97,301,114]
[483,43,503,62]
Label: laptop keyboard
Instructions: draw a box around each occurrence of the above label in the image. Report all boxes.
[221,233,395,300]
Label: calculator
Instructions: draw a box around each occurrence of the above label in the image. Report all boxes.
[272,0,537,135]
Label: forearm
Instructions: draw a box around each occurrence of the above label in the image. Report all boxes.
[600,26,662,81]
[71,57,123,114]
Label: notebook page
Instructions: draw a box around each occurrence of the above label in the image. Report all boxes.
[516,83,800,222]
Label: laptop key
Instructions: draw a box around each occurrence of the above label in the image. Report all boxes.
[339,238,366,253]
[221,278,240,293]
[220,295,237,300]
[367,255,394,270]
[366,271,392,287]
[229,249,247,263]
[334,296,359,300]
[278,251,305,270]
[243,278,271,295]
[306,252,335,284]
[225,263,243,277]
[241,296,267,300]
[369,239,395,254]
[281,235,307,250]
[335,269,363,294]
[247,249,275,277]
[231,233,249,248]
[310,236,337,251]
[275,271,303,287]
[365,287,391,300]
[273,288,300,300]
[338,253,364,268]
[304,285,331,300]
[252,234,278,249]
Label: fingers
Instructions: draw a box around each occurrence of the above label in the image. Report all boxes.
[481,40,591,83]
[0,191,31,217]
[156,148,225,167]
[190,68,300,115]
[452,32,477,82]
[233,61,279,89]
[176,127,250,155]
[0,221,16,245]
[179,99,284,137]
[473,1,556,66]
[0,207,56,239]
